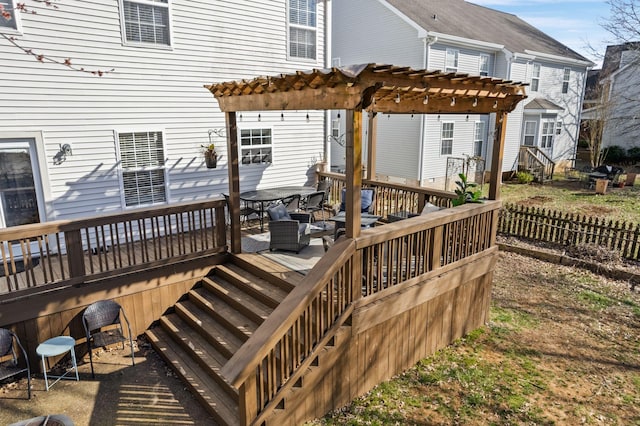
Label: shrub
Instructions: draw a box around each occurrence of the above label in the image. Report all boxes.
[627,147,640,164]
[516,171,534,184]
[452,173,483,206]
[603,145,627,164]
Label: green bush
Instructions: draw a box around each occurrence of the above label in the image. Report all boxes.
[516,171,534,184]
[603,145,627,164]
[627,147,640,164]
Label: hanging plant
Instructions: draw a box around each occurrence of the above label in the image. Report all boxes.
[201,143,218,169]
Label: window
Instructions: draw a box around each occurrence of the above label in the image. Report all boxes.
[288,0,316,60]
[0,0,19,31]
[118,131,167,207]
[441,122,454,155]
[531,63,541,92]
[541,121,554,149]
[523,121,536,146]
[121,0,171,47]
[562,68,570,94]
[445,49,459,73]
[556,120,563,135]
[240,128,272,165]
[473,122,485,157]
[479,54,490,76]
[331,118,340,139]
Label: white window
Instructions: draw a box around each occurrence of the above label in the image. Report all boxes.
[541,121,554,149]
[288,0,316,60]
[556,120,563,135]
[441,122,454,155]
[479,54,490,76]
[523,121,537,146]
[331,118,340,139]
[0,0,20,31]
[240,128,273,165]
[562,68,570,94]
[118,131,167,207]
[121,0,171,47]
[531,63,541,92]
[445,49,459,73]
[473,122,485,157]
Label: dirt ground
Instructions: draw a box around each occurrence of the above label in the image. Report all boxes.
[0,340,215,425]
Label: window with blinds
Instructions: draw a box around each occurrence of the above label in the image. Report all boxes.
[122,0,170,46]
[118,131,167,207]
[0,0,18,30]
[288,0,316,60]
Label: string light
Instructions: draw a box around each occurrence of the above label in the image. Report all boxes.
[395,93,401,104]
[472,98,478,107]
[258,113,261,121]
[450,97,456,106]
[423,95,429,105]
[281,112,284,121]
[493,100,498,109]
[306,113,310,121]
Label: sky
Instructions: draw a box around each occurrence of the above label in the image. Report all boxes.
[468,0,612,67]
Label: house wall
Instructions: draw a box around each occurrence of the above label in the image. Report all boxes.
[0,0,326,223]
[603,65,640,151]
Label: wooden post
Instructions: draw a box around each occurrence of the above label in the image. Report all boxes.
[345,109,363,239]
[239,375,258,426]
[366,112,377,181]
[225,112,242,253]
[489,111,508,201]
[64,229,86,278]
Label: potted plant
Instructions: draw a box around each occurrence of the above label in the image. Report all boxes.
[201,143,217,169]
[452,173,483,206]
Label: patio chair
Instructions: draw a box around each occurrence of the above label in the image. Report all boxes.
[339,188,376,214]
[82,300,135,378]
[303,191,327,227]
[281,194,301,213]
[222,193,259,226]
[266,203,312,253]
[0,328,31,399]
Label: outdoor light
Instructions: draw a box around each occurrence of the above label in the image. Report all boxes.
[450,97,456,106]
[258,113,261,121]
[306,113,310,121]
[395,93,401,103]
[493,100,498,109]
[473,98,478,107]
[281,112,284,121]
[423,95,429,105]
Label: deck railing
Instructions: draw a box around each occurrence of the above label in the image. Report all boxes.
[224,200,500,424]
[0,200,227,299]
[518,146,555,182]
[318,172,456,217]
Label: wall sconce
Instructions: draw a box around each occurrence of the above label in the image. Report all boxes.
[395,93,401,104]
[450,97,456,106]
[472,98,478,107]
[53,143,72,165]
[423,95,429,105]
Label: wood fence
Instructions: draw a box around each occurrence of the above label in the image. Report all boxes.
[498,203,640,260]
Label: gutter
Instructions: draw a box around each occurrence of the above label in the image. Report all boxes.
[324,0,332,171]
[524,50,595,67]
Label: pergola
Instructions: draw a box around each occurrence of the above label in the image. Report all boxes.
[206,63,527,253]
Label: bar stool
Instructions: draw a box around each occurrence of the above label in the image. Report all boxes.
[36,336,79,391]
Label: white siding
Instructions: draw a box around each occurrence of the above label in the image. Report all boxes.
[376,115,422,180]
[429,44,496,76]
[0,0,326,221]
[603,65,640,150]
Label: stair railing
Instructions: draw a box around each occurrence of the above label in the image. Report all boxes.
[518,146,555,182]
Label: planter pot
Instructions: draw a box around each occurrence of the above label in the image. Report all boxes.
[595,179,608,194]
[205,154,217,169]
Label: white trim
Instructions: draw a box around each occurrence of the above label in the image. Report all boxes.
[426,31,504,51]
[445,48,459,72]
[286,0,318,62]
[238,126,275,166]
[524,49,594,67]
[479,53,490,76]
[118,0,173,50]
[440,121,454,156]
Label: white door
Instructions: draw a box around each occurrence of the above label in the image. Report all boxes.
[0,139,46,259]
[540,119,555,156]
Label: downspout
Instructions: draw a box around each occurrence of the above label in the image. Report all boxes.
[323,0,332,173]
[418,35,437,185]
[574,65,592,169]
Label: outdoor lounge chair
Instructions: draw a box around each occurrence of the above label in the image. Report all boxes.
[266,203,312,253]
[0,328,31,399]
[82,300,135,378]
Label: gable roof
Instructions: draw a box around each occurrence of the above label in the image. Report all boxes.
[524,97,564,113]
[384,0,589,63]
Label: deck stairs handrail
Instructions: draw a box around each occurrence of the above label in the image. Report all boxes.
[518,146,555,182]
[223,200,500,424]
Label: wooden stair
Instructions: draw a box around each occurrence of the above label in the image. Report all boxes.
[146,255,297,426]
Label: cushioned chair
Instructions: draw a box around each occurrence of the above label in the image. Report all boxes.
[303,191,327,227]
[266,203,312,253]
[0,328,31,399]
[339,188,376,213]
[82,300,135,378]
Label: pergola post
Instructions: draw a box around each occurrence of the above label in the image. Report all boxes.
[344,109,363,239]
[225,111,242,253]
[489,111,508,201]
[366,112,378,180]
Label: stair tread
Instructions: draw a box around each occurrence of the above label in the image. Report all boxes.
[146,327,240,426]
[190,287,260,339]
[233,253,304,287]
[175,300,245,356]
[215,263,290,307]
[203,276,275,322]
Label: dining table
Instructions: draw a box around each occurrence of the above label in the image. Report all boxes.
[239,185,316,232]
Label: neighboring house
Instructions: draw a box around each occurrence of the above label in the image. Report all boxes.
[596,43,640,150]
[0,0,328,230]
[330,0,593,187]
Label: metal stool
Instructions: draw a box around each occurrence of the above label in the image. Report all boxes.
[36,336,79,391]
